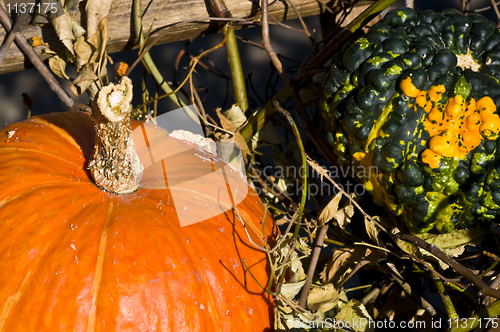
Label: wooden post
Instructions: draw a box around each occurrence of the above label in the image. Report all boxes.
[0,0,324,75]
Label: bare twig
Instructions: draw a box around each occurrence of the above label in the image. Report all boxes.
[338,260,371,289]
[433,273,459,322]
[261,0,292,83]
[130,0,186,108]
[315,0,334,14]
[0,12,28,67]
[272,101,307,233]
[0,5,90,112]
[299,222,329,307]
[400,233,500,299]
[491,0,500,27]
[387,262,437,316]
[284,0,313,40]
[126,17,254,76]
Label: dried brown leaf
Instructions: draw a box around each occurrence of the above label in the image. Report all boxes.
[307,283,339,313]
[50,7,75,56]
[48,55,70,80]
[223,104,247,128]
[216,108,237,132]
[73,37,93,68]
[70,67,98,96]
[364,216,385,249]
[280,280,307,300]
[71,20,86,39]
[336,200,355,229]
[416,228,488,269]
[320,247,369,284]
[335,299,374,332]
[215,109,251,156]
[86,0,113,48]
[317,192,342,226]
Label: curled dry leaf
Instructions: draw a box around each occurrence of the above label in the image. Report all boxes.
[335,299,374,332]
[276,234,309,283]
[307,283,339,313]
[70,67,98,96]
[416,227,489,270]
[49,6,75,56]
[215,109,251,156]
[280,280,307,300]
[216,108,237,132]
[48,55,70,80]
[86,0,113,49]
[276,304,317,330]
[320,247,370,285]
[364,216,385,249]
[71,20,86,39]
[223,104,247,127]
[73,37,93,69]
[317,192,342,226]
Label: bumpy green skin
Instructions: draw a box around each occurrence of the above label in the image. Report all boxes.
[320,7,500,233]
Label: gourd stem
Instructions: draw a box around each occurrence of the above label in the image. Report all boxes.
[88,77,144,194]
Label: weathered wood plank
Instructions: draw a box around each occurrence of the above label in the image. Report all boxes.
[0,0,324,74]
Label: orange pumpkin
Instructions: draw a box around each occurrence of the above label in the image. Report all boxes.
[0,111,275,331]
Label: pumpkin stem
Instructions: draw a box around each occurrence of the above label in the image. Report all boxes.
[88,77,143,194]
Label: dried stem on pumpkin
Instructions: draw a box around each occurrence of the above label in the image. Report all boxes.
[88,77,143,194]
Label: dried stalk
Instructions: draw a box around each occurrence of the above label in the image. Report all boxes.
[88,77,143,194]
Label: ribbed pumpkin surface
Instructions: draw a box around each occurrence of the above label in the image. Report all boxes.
[321,7,500,233]
[0,111,275,331]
